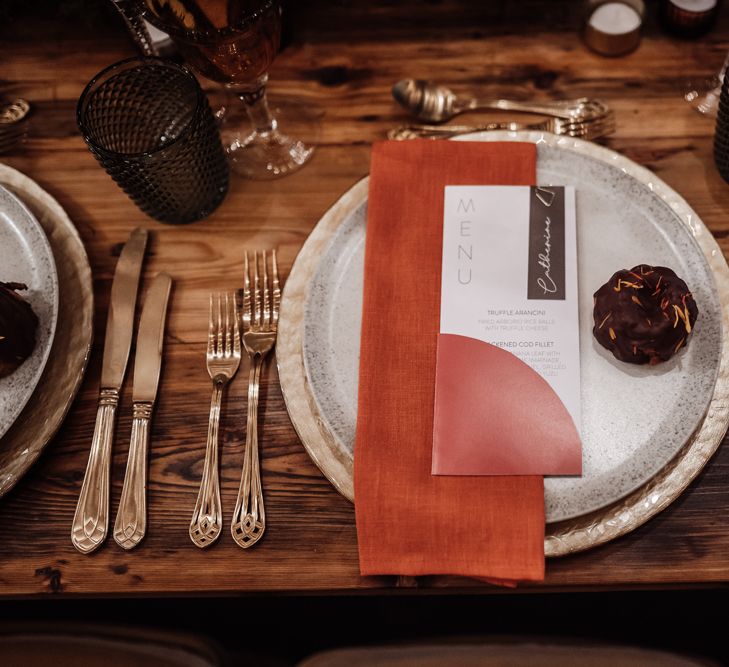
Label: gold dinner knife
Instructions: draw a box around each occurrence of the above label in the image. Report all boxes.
[113,273,172,550]
[72,227,148,554]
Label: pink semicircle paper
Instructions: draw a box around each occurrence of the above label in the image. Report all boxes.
[432,333,582,476]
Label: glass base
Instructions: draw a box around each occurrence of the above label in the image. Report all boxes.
[225,127,314,179]
[684,75,722,118]
[214,85,320,179]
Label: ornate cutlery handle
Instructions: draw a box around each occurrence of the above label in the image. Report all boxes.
[72,388,118,554]
[389,122,527,141]
[461,96,591,119]
[232,357,266,548]
[189,380,224,548]
[113,402,152,549]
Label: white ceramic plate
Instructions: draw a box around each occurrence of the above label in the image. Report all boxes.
[280,132,723,524]
[0,184,59,439]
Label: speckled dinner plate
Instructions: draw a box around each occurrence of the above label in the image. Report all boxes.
[0,163,93,499]
[278,132,726,538]
[0,184,58,440]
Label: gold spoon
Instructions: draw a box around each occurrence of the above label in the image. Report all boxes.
[392,79,610,123]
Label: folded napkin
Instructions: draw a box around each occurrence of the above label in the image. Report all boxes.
[354,140,544,584]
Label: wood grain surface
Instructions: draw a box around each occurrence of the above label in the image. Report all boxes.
[2,1,729,596]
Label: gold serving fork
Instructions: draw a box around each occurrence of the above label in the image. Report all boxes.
[231,251,280,548]
[189,292,241,548]
[388,112,616,142]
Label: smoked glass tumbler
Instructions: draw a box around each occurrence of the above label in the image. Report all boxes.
[77,57,229,224]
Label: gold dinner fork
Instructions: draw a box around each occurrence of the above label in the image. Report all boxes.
[388,112,616,142]
[231,251,280,548]
[189,292,241,548]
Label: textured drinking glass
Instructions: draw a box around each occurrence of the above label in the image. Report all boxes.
[77,57,229,224]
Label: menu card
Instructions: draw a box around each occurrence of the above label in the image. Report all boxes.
[432,185,582,476]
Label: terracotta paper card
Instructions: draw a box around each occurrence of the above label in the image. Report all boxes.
[432,185,582,476]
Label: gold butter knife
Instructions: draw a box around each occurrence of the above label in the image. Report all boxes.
[72,227,148,554]
[114,273,172,550]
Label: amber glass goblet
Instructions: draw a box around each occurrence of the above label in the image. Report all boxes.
[143,0,313,179]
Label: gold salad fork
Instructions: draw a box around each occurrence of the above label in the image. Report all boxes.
[190,292,241,548]
[231,251,280,548]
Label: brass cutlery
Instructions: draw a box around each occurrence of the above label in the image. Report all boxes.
[0,99,30,154]
[392,78,610,123]
[113,273,172,550]
[389,113,616,142]
[72,227,148,554]
[231,251,280,549]
[190,292,241,548]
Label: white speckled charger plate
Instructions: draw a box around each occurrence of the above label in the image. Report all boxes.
[0,184,58,439]
[278,132,729,555]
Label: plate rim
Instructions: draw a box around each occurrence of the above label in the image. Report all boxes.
[0,162,94,499]
[277,131,729,557]
[0,182,59,438]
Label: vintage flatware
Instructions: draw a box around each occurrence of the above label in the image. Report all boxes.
[0,99,30,154]
[231,250,280,549]
[0,99,30,124]
[388,113,616,142]
[113,273,172,550]
[72,227,148,554]
[190,292,241,548]
[392,78,610,123]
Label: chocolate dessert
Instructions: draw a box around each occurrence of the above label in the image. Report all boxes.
[593,264,698,365]
[0,281,39,378]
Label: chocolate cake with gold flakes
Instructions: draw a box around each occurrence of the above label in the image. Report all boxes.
[0,281,38,379]
[593,264,698,365]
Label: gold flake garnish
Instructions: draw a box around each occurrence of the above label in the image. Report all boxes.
[613,279,643,292]
[613,278,643,292]
[673,304,691,333]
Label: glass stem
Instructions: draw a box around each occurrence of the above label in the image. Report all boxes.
[238,77,277,135]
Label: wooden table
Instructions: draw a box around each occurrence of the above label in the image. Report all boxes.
[2,2,729,596]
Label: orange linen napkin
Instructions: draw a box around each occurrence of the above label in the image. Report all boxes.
[354,140,545,584]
